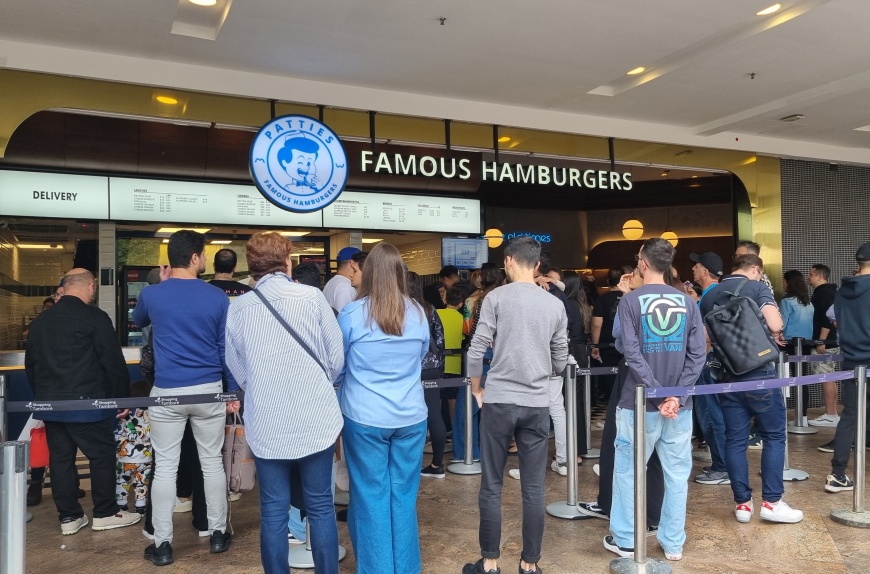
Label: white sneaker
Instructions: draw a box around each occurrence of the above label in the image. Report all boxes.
[508,468,521,480]
[665,550,682,561]
[228,492,242,502]
[61,515,89,535]
[173,497,193,513]
[593,464,600,477]
[550,460,568,476]
[760,499,803,523]
[734,500,754,523]
[91,510,141,531]
[808,414,840,428]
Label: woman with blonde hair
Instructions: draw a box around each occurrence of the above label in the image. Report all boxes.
[337,242,430,574]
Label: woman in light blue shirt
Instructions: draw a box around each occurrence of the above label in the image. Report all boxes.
[779,270,814,342]
[337,242,429,574]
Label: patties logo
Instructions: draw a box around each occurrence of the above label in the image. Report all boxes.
[249,115,348,213]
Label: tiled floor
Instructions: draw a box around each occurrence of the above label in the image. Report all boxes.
[21,413,870,574]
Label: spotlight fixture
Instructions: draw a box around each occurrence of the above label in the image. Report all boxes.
[626,67,646,75]
[756,3,782,16]
[189,0,218,6]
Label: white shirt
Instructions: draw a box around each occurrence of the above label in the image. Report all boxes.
[323,274,356,313]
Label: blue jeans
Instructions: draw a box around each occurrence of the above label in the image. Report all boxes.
[611,407,692,555]
[343,417,427,574]
[254,447,338,574]
[693,357,727,472]
[719,369,785,504]
[288,462,336,541]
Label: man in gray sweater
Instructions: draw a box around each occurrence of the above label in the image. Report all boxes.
[462,236,568,574]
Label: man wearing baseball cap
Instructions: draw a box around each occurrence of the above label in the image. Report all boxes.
[323,246,362,314]
[826,241,870,493]
[690,252,724,296]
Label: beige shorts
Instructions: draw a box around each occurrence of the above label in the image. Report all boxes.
[810,347,840,375]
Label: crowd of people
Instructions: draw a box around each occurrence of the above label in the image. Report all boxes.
[21,229,870,573]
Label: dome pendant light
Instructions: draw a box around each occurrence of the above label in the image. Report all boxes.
[622,219,644,241]
[660,206,678,247]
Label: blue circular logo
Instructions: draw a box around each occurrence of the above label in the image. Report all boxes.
[249,115,348,213]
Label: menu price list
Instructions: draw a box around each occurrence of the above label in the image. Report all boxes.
[324,192,480,233]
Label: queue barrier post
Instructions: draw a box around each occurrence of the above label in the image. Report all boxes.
[547,355,585,520]
[287,517,347,569]
[831,365,870,527]
[448,354,481,476]
[778,352,809,482]
[0,441,29,574]
[609,385,670,574]
[584,353,600,459]
[787,338,818,435]
[0,374,7,442]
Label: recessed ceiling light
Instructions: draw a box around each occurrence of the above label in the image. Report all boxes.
[162,239,169,244]
[626,67,646,76]
[277,231,311,237]
[691,175,699,179]
[17,244,63,249]
[210,240,232,245]
[157,227,211,235]
[156,96,178,105]
[756,3,782,16]
[361,238,384,244]
[189,0,218,6]
[497,136,511,143]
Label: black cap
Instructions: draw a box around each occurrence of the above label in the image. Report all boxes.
[857,241,870,263]
[690,252,724,277]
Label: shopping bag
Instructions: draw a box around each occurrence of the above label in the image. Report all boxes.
[223,413,256,493]
[30,426,50,468]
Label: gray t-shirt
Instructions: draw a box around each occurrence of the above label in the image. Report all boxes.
[617,284,707,411]
[468,282,569,408]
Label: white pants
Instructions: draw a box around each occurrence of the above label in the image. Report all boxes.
[149,381,227,545]
[548,375,567,464]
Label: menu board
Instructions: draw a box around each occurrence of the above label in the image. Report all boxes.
[109,178,323,227]
[0,170,109,219]
[323,191,480,234]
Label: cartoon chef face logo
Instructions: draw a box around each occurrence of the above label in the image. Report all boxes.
[249,115,348,213]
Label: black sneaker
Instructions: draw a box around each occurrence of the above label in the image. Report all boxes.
[577,501,609,520]
[519,562,542,574]
[825,474,854,493]
[818,440,835,453]
[603,535,634,558]
[421,464,446,479]
[462,558,500,574]
[209,530,231,554]
[144,541,174,566]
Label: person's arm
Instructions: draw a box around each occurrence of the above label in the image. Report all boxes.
[432,309,446,355]
[590,316,604,360]
[335,307,354,387]
[778,299,791,339]
[224,306,247,392]
[132,287,150,329]
[551,308,569,375]
[617,297,660,391]
[94,312,130,399]
[317,292,346,384]
[217,298,239,392]
[760,303,785,346]
[333,284,355,314]
[468,295,496,406]
[677,307,707,402]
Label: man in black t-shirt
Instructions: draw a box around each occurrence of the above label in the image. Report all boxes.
[807,264,840,428]
[591,267,632,401]
[209,249,252,300]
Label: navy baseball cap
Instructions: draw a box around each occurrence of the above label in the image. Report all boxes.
[689,252,724,277]
[856,241,870,262]
[337,247,362,261]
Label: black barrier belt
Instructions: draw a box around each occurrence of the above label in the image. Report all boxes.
[788,354,844,363]
[646,370,854,399]
[422,377,471,390]
[578,366,621,376]
[6,392,244,413]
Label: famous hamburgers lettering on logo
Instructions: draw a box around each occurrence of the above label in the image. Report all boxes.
[249,115,349,213]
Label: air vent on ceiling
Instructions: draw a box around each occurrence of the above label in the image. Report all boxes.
[14,234,70,243]
[8,223,69,234]
[780,114,805,123]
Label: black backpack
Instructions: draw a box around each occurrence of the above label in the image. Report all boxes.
[703,279,778,377]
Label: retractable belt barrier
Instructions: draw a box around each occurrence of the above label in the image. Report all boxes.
[645,370,853,399]
[5,392,244,413]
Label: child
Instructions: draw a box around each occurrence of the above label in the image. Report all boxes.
[116,380,153,513]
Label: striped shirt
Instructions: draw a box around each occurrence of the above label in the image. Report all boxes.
[225,273,344,460]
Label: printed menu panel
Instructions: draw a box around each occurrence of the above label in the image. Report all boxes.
[0,170,109,219]
[109,178,323,227]
[323,191,480,234]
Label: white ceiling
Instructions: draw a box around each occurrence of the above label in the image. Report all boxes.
[2,0,870,164]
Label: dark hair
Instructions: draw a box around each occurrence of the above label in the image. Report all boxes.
[607,267,625,287]
[445,287,464,307]
[357,242,419,336]
[42,297,55,307]
[292,262,321,288]
[811,264,831,281]
[563,271,591,332]
[213,249,238,274]
[439,265,459,279]
[537,250,552,275]
[737,241,761,256]
[479,262,502,292]
[504,236,541,269]
[639,238,674,274]
[548,266,563,280]
[406,271,432,316]
[246,232,292,281]
[783,269,810,306]
[167,230,205,269]
[351,251,368,270]
[732,254,763,272]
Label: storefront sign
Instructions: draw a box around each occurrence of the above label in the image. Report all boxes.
[249,115,349,213]
[505,231,552,243]
[359,151,633,191]
[0,170,109,219]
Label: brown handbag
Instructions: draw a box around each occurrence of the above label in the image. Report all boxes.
[223,412,256,493]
